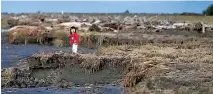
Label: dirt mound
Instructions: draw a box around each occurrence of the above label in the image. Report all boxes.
[89,24,101,32]
[193,22,203,33]
[1,67,37,88]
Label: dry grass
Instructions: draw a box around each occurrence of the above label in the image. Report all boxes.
[154,15,213,24]
[80,55,102,73]
[1,19,9,28]
[52,30,70,47]
[100,44,213,63]
[99,42,213,89]
[52,39,64,47]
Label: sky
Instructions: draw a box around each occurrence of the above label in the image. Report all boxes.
[1,1,213,13]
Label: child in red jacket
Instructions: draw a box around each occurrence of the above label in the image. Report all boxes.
[69,26,79,53]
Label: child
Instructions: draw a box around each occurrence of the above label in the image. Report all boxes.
[69,26,79,53]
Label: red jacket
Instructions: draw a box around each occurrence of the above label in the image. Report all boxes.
[69,33,79,45]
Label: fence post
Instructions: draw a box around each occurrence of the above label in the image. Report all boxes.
[202,22,205,33]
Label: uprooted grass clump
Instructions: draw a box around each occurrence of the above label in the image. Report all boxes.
[80,55,102,73]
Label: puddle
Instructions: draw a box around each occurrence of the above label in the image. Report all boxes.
[32,64,123,86]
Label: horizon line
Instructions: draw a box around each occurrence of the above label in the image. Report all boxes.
[1,12,204,14]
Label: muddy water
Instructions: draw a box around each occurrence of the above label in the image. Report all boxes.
[32,65,123,85]
[1,30,123,94]
[2,87,123,94]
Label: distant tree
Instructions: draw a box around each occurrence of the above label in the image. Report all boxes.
[203,4,213,16]
[181,12,202,16]
[202,10,206,15]
[1,12,9,15]
[124,10,130,14]
[37,11,41,14]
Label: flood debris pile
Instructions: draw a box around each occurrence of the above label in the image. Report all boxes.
[1,67,39,88]
[4,14,213,32]
[27,53,130,72]
[4,13,213,46]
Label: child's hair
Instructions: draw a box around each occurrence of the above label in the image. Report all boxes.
[70,26,77,34]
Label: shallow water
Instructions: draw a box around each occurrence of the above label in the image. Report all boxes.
[1,31,96,68]
[2,87,124,94]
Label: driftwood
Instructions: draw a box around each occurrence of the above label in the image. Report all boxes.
[101,23,121,30]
